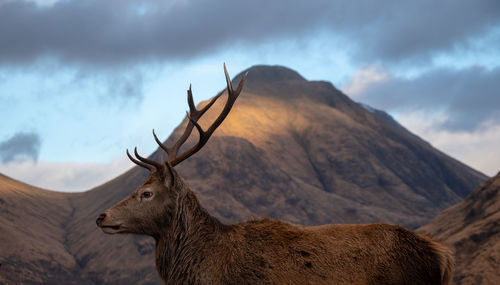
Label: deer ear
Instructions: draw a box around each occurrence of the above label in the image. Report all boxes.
[162,161,176,188]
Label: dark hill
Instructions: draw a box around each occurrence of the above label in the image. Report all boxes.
[0,174,80,284]
[420,172,500,284]
[0,65,487,283]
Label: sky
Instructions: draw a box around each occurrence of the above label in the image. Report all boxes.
[0,0,499,191]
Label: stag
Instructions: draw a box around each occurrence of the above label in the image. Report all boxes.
[96,64,454,284]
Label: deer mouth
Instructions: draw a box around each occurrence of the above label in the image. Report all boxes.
[100,224,123,234]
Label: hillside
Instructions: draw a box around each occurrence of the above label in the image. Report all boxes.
[420,172,500,284]
[0,65,487,283]
[0,174,80,284]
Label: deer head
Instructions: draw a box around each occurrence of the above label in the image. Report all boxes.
[96,64,247,238]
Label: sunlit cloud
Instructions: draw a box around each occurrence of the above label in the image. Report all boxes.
[341,64,500,176]
[0,156,133,191]
[397,111,500,176]
[343,65,500,131]
[341,65,389,97]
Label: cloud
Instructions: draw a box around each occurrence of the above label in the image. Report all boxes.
[343,65,500,131]
[0,0,498,66]
[339,1,500,62]
[0,131,41,163]
[0,0,324,66]
[69,67,147,100]
[341,65,389,96]
[342,64,500,175]
[0,155,134,191]
[398,111,500,176]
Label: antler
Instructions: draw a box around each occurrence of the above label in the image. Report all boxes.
[126,63,246,171]
[153,63,247,166]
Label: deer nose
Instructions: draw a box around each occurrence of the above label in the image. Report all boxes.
[96,213,107,226]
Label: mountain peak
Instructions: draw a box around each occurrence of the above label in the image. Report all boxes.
[233,65,305,84]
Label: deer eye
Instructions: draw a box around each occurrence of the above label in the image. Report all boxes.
[141,191,153,199]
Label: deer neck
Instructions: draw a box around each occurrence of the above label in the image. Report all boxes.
[155,188,227,282]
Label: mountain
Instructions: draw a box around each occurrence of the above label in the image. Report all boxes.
[0,65,487,283]
[419,172,500,284]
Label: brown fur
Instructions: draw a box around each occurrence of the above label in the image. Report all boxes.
[98,169,454,284]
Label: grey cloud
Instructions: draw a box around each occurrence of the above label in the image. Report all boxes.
[339,1,500,62]
[355,66,500,131]
[0,131,41,163]
[0,0,498,66]
[107,72,144,99]
[68,67,145,100]
[0,0,328,65]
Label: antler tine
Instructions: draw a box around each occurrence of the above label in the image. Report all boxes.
[153,129,175,157]
[235,72,249,95]
[126,149,157,172]
[224,63,233,94]
[187,111,205,137]
[187,84,197,114]
[193,88,225,118]
[187,83,224,118]
[134,147,163,170]
[169,65,247,166]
